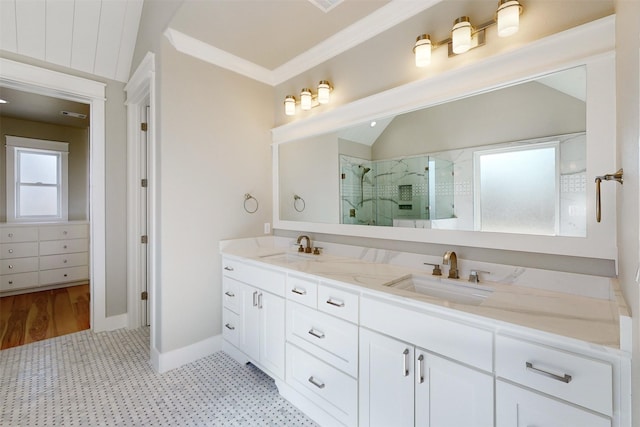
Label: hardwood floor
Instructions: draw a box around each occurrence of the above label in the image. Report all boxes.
[0,284,90,350]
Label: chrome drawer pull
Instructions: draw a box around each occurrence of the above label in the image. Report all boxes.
[526,362,572,383]
[224,323,235,330]
[308,376,325,389]
[253,291,258,307]
[308,328,325,339]
[291,288,307,295]
[258,293,263,309]
[402,348,410,377]
[326,298,345,307]
[224,266,234,271]
[8,265,13,269]
[224,291,235,297]
[417,354,425,384]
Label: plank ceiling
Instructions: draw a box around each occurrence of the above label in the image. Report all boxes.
[0,0,144,83]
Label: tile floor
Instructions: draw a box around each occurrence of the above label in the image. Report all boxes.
[0,327,317,426]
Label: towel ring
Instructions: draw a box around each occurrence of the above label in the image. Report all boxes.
[294,194,306,212]
[244,193,258,214]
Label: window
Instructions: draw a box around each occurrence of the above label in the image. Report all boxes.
[6,136,69,222]
[474,142,559,235]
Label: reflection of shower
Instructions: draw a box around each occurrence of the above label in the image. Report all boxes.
[359,165,371,206]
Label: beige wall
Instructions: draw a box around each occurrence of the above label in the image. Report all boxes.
[0,117,89,222]
[614,0,640,422]
[157,40,273,353]
[0,51,129,317]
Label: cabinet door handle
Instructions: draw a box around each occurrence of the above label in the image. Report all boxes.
[224,323,235,330]
[258,293,263,309]
[291,288,306,295]
[253,291,258,307]
[326,298,344,308]
[63,245,68,249]
[8,265,13,269]
[64,274,68,277]
[64,259,68,264]
[7,233,13,238]
[417,354,425,384]
[525,362,572,383]
[402,348,410,377]
[8,249,13,254]
[308,328,325,339]
[8,281,13,285]
[224,266,234,271]
[308,376,325,389]
[224,291,235,297]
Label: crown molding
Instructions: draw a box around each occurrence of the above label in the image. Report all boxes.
[164,0,443,86]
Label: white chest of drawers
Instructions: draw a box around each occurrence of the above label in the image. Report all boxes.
[0,222,89,294]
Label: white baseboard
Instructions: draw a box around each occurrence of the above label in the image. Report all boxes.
[153,334,222,373]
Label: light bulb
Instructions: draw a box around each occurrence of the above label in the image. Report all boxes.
[284,95,296,116]
[317,81,331,104]
[413,34,432,67]
[452,17,472,54]
[497,0,521,37]
[300,88,312,110]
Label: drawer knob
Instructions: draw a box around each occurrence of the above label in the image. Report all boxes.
[224,291,235,297]
[224,266,234,271]
[8,265,13,269]
[291,288,307,296]
[8,280,13,285]
[64,274,68,277]
[8,249,13,254]
[326,298,345,308]
[525,362,572,383]
[63,231,68,235]
[63,245,68,249]
[308,328,325,339]
[64,259,68,263]
[8,233,13,238]
[224,323,235,331]
[308,376,325,389]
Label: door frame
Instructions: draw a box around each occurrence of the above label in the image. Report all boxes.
[0,58,109,331]
[125,52,158,367]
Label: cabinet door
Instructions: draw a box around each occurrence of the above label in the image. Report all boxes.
[496,381,611,427]
[415,350,493,427]
[359,328,414,427]
[258,291,285,379]
[238,282,260,362]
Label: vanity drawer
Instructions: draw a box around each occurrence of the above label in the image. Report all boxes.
[222,308,240,347]
[495,335,613,416]
[0,272,38,292]
[286,343,358,426]
[317,283,359,324]
[221,258,285,296]
[1,257,38,275]
[287,301,358,377]
[39,224,88,241]
[0,227,38,243]
[39,266,88,285]
[222,277,241,314]
[286,274,318,308]
[0,242,38,259]
[39,239,89,256]
[39,252,88,270]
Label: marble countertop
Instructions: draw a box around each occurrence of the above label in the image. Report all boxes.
[221,240,630,351]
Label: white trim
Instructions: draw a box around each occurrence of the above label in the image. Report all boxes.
[6,135,69,151]
[0,58,108,332]
[125,52,158,365]
[154,334,222,374]
[271,16,618,260]
[101,313,129,331]
[163,1,443,85]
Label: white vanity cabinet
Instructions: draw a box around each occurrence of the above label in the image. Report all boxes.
[221,257,286,380]
[495,334,615,427]
[359,324,493,427]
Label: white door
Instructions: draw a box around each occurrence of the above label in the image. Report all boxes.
[496,381,611,427]
[415,350,494,427]
[239,282,260,361]
[359,328,414,427]
[258,291,285,379]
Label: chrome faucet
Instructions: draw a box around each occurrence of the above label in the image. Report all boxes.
[296,235,312,253]
[443,251,459,279]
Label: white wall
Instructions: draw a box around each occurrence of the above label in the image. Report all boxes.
[157,39,273,353]
[614,0,640,422]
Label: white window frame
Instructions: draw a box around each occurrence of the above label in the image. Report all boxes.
[6,135,69,223]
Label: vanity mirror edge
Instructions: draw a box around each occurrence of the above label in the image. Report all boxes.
[271,16,617,260]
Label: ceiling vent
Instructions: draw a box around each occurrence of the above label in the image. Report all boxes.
[308,0,344,13]
[61,111,87,119]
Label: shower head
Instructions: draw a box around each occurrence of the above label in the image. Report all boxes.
[359,165,371,174]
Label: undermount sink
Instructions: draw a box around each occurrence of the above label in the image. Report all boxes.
[259,252,316,263]
[385,274,493,306]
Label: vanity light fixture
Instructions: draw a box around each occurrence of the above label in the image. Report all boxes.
[283,81,333,116]
[413,0,523,66]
